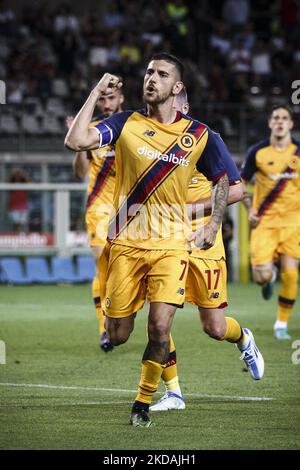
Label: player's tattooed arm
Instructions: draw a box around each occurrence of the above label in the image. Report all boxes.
[188,174,229,250]
[143,339,170,364]
[189,182,243,218]
[209,172,229,236]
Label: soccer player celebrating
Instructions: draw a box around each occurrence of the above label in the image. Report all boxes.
[65,53,240,427]
[66,86,124,352]
[242,105,300,340]
[150,88,264,412]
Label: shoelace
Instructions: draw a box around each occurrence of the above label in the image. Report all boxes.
[240,346,257,366]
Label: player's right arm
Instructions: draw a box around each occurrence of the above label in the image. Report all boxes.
[72,152,89,181]
[64,73,122,151]
[65,116,90,180]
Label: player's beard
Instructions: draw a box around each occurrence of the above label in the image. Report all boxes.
[143,89,173,106]
[102,104,122,118]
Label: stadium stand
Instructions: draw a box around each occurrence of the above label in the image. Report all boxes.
[76,255,95,282]
[51,256,87,283]
[0,257,32,285]
[25,256,59,284]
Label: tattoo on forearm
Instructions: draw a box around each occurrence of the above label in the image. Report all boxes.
[142,339,170,364]
[211,174,229,228]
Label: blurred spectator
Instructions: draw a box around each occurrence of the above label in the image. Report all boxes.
[7,168,30,233]
[210,21,231,56]
[251,40,272,79]
[229,38,251,74]
[0,0,300,145]
[222,0,250,30]
[54,3,80,34]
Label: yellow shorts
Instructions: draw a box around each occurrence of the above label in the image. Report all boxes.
[85,205,110,247]
[104,244,189,318]
[185,256,228,309]
[251,225,300,265]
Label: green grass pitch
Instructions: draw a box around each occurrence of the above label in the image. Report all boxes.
[0,283,299,450]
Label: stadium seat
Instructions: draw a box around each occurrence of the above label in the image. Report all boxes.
[25,257,59,284]
[0,257,32,285]
[51,256,86,283]
[41,115,63,135]
[46,97,66,117]
[77,255,95,282]
[0,114,19,135]
[21,115,42,135]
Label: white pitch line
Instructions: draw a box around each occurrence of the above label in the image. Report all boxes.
[0,400,132,407]
[0,382,274,401]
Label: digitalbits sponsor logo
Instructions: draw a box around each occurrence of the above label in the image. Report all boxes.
[0,340,6,364]
[137,146,190,167]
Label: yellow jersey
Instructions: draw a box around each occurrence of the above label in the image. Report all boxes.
[86,118,116,211]
[94,110,230,250]
[242,139,300,227]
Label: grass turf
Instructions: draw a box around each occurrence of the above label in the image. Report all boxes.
[0,283,299,450]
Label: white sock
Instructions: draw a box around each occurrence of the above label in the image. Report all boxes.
[274,320,287,330]
[166,388,182,397]
[271,267,277,283]
[238,331,250,351]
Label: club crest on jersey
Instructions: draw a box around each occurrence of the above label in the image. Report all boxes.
[179,134,196,149]
[105,297,111,308]
[288,156,299,170]
[144,130,156,137]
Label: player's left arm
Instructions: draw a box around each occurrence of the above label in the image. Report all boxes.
[189,129,231,249]
[204,173,229,248]
[190,181,243,217]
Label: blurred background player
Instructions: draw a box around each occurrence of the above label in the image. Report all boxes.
[241,105,300,340]
[66,85,124,351]
[150,88,264,412]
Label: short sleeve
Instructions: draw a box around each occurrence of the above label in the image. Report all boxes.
[196,129,229,182]
[221,148,241,185]
[93,111,133,148]
[241,145,258,181]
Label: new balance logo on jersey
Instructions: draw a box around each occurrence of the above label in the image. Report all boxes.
[210,292,220,299]
[177,288,185,295]
[137,146,190,167]
[144,130,156,137]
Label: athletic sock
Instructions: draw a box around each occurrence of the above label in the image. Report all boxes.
[276,269,298,324]
[161,334,182,395]
[135,360,165,405]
